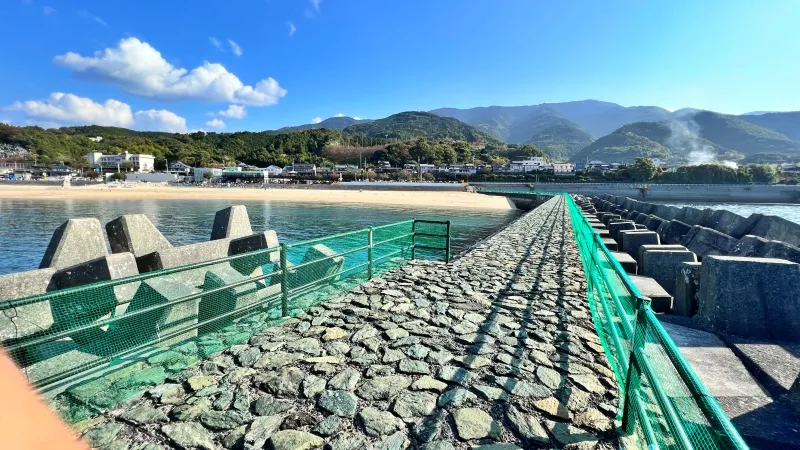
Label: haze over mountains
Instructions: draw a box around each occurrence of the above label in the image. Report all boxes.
[278,100,800,164]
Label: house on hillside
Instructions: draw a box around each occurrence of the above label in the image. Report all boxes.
[552,162,575,176]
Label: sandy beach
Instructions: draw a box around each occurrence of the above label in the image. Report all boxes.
[0,184,515,210]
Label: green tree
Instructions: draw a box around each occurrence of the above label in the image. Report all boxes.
[749,164,778,183]
[110,172,126,181]
[627,158,659,182]
[203,171,214,181]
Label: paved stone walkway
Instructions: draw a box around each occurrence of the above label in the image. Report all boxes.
[78,196,620,450]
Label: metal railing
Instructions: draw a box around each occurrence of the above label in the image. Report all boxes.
[0,219,451,422]
[565,194,748,450]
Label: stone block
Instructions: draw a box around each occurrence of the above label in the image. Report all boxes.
[50,253,140,345]
[641,250,698,297]
[643,216,665,232]
[702,210,748,236]
[638,245,687,266]
[610,251,637,274]
[676,207,711,226]
[651,204,680,221]
[628,211,641,222]
[608,221,636,242]
[746,215,800,247]
[629,274,673,312]
[40,218,107,270]
[620,231,660,264]
[697,256,800,341]
[682,226,738,257]
[228,231,281,278]
[111,275,203,347]
[634,224,647,230]
[634,214,650,225]
[106,214,172,258]
[601,214,622,227]
[674,262,701,316]
[211,205,253,241]
[0,269,57,340]
[658,220,693,245]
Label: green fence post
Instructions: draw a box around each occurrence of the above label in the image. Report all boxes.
[445,220,451,263]
[280,243,289,317]
[368,227,374,279]
[411,219,417,260]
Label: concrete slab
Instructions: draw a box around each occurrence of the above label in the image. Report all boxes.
[0,268,57,340]
[638,245,688,266]
[608,221,636,242]
[640,250,697,298]
[619,230,660,265]
[211,205,253,241]
[629,274,672,312]
[601,238,618,251]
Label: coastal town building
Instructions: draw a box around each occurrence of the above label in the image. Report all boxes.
[169,161,193,174]
[510,156,548,173]
[553,162,575,175]
[84,151,155,172]
[265,165,284,176]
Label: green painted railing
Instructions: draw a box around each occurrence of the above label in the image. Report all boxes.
[565,194,748,450]
[0,219,450,423]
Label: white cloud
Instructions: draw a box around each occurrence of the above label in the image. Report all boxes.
[218,104,246,119]
[79,11,107,26]
[11,92,133,127]
[43,6,56,15]
[311,117,322,124]
[287,22,296,37]
[10,92,188,132]
[353,116,362,120]
[205,118,226,129]
[228,39,242,56]
[335,113,344,117]
[54,37,287,106]
[311,0,321,12]
[134,110,187,133]
[209,37,223,50]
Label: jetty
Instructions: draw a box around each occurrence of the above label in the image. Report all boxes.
[1,191,797,449]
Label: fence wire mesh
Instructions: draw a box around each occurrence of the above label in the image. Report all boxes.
[565,194,748,450]
[0,219,449,423]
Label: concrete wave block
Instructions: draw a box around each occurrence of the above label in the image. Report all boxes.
[106,214,172,258]
[760,240,800,264]
[40,218,107,270]
[746,215,800,248]
[702,210,748,236]
[674,262,701,316]
[634,214,650,225]
[601,214,622,227]
[289,244,345,291]
[0,268,57,340]
[629,274,673,312]
[697,256,800,341]
[112,275,202,347]
[729,213,764,239]
[733,235,770,257]
[198,264,269,332]
[49,253,140,345]
[641,250,697,297]
[620,231,660,265]
[211,205,253,241]
[643,216,666,232]
[682,226,738,257]
[658,220,693,245]
[608,221,636,242]
[137,238,231,273]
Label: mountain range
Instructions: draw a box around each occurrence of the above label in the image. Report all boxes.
[276,102,800,163]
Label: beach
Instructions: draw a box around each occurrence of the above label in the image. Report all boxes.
[0,184,515,210]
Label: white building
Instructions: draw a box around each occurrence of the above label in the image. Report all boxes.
[89,136,103,142]
[85,151,155,172]
[552,162,575,175]
[509,157,548,173]
[265,165,284,176]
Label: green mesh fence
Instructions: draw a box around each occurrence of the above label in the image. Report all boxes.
[565,194,748,450]
[0,219,450,423]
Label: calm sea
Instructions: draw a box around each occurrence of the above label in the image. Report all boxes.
[659,202,800,225]
[0,199,521,276]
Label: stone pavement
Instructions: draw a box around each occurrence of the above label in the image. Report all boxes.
[77,196,620,450]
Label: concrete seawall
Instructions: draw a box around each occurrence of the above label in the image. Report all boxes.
[472,182,800,203]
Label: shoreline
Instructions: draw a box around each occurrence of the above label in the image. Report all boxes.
[0,184,515,210]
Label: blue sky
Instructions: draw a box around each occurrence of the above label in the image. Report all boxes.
[2,0,799,132]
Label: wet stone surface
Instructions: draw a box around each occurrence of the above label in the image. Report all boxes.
[79,197,619,449]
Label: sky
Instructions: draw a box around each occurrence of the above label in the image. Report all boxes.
[1,0,800,132]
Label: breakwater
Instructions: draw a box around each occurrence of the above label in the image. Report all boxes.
[6,196,629,449]
[472,182,800,203]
